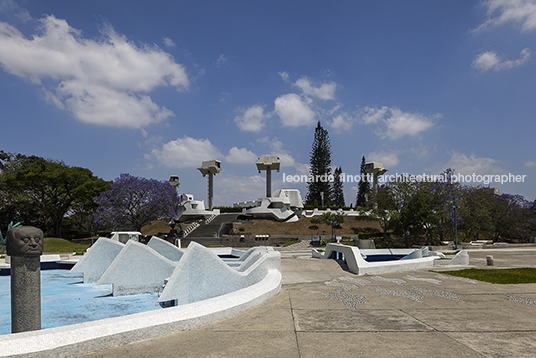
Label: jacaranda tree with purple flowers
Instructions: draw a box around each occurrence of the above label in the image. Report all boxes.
[94,174,180,231]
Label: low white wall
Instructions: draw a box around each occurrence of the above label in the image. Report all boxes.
[313,244,437,275]
[0,269,281,358]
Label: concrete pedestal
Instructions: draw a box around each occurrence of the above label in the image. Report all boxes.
[11,256,41,333]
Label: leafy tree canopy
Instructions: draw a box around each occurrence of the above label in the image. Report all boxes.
[94,173,180,231]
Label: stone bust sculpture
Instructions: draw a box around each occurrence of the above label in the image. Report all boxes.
[6,226,43,257]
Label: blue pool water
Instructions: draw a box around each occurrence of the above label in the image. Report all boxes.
[0,270,161,335]
[364,255,405,262]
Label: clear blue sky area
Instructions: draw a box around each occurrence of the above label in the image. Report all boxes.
[1,0,535,206]
[0,269,160,335]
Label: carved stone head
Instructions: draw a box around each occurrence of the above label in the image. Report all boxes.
[6,226,44,257]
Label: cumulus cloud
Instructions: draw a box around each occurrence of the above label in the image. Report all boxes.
[226,147,258,164]
[472,48,531,71]
[146,136,223,168]
[367,150,400,168]
[440,152,506,176]
[0,15,188,128]
[163,37,175,47]
[215,174,266,205]
[274,93,316,127]
[279,71,289,82]
[476,0,536,32]
[360,106,436,140]
[293,77,336,100]
[257,137,296,168]
[330,113,355,132]
[234,105,268,132]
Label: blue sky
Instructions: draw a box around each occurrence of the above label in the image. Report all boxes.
[1,0,535,206]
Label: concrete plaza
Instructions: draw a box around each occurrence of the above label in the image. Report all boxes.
[80,247,536,358]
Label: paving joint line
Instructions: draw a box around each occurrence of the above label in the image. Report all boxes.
[288,291,302,358]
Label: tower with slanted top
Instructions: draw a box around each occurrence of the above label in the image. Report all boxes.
[198,160,222,210]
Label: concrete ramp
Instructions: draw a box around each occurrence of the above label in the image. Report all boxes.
[98,240,177,296]
[70,238,124,283]
[147,236,184,261]
[158,241,280,305]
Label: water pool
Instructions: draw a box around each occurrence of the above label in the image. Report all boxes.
[0,270,161,335]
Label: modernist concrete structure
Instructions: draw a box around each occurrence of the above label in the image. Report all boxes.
[256,155,280,198]
[0,246,281,357]
[174,193,220,222]
[234,189,304,222]
[364,161,388,208]
[158,242,280,305]
[312,243,444,275]
[198,160,222,210]
[168,175,180,188]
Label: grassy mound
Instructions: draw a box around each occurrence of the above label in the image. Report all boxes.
[437,268,536,284]
[44,237,90,253]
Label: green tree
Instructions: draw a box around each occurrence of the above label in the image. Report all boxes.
[306,121,333,207]
[0,153,109,237]
[355,155,370,208]
[331,166,345,207]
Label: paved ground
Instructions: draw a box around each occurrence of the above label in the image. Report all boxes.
[80,248,536,358]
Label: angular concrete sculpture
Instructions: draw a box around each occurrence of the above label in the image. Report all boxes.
[147,236,184,261]
[98,240,178,296]
[70,238,124,283]
[313,243,439,275]
[241,189,303,222]
[234,247,273,272]
[158,241,280,305]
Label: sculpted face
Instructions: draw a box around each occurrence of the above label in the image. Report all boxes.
[6,226,44,257]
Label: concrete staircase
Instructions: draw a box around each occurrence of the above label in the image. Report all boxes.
[182,222,200,237]
[187,213,241,238]
[276,240,312,251]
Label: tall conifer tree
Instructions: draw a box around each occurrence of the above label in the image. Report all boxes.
[356,155,370,207]
[332,166,345,207]
[306,121,332,207]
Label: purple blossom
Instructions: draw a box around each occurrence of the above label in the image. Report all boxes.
[94,173,180,231]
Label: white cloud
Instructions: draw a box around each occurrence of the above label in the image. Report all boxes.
[146,136,223,168]
[360,106,436,140]
[293,77,336,100]
[360,106,389,125]
[215,174,266,204]
[258,137,296,168]
[440,152,506,176]
[367,150,400,168]
[163,37,175,47]
[279,71,289,82]
[215,54,227,68]
[274,93,316,127]
[0,15,188,128]
[524,161,536,167]
[472,48,531,71]
[330,113,355,132]
[234,105,268,132]
[226,147,258,164]
[294,163,310,176]
[476,0,536,32]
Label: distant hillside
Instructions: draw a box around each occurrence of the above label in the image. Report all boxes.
[142,216,382,237]
[234,217,381,236]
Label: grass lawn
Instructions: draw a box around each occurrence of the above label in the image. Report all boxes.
[43,237,90,253]
[437,268,536,284]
